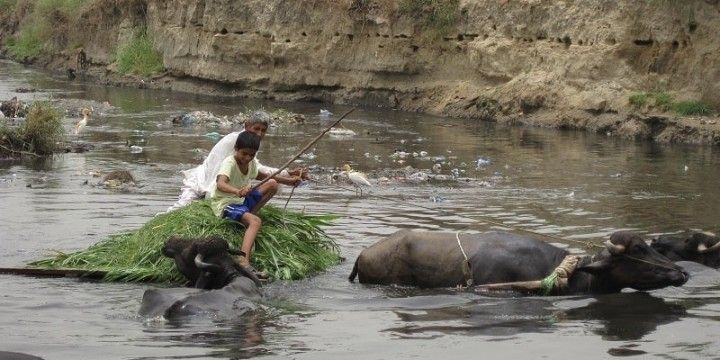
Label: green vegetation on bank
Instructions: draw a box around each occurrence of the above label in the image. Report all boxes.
[673,100,714,116]
[5,0,91,60]
[30,201,342,284]
[628,91,716,116]
[115,29,165,76]
[399,0,460,34]
[0,0,16,12]
[0,101,64,157]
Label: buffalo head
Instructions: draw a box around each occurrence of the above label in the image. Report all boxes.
[575,231,689,292]
[651,231,720,268]
[162,236,261,289]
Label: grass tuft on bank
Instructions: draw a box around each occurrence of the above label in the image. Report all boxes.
[399,0,460,34]
[115,29,165,76]
[1,101,64,156]
[628,91,716,117]
[30,201,342,284]
[5,0,92,60]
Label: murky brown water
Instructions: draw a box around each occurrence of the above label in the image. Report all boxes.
[1,59,719,359]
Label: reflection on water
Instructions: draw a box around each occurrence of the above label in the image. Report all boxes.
[2,60,720,359]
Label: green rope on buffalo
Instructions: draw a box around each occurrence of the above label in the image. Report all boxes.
[29,201,341,284]
[540,255,579,295]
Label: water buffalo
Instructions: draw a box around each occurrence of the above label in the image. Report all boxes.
[650,231,720,268]
[139,277,262,319]
[348,230,688,294]
[162,236,262,289]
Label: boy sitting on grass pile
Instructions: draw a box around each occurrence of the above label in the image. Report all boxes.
[211,131,302,278]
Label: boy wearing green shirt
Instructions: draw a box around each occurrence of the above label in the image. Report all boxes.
[210,131,301,278]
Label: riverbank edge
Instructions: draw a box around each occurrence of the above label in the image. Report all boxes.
[3,55,720,147]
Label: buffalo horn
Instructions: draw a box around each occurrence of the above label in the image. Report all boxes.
[698,241,720,253]
[604,240,625,255]
[194,253,212,269]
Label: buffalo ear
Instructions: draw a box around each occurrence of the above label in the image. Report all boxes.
[576,259,611,275]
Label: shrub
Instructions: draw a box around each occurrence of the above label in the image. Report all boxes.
[115,29,165,76]
[399,0,460,34]
[628,93,648,108]
[673,101,715,116]
[22,101,64,155]
[5,0,92,60]
[652,91,673,110]
[0,0,16,12]
[6,20,49,59]
[0,102,64,156]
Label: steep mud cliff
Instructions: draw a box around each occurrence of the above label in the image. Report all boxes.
[2,0,720,145]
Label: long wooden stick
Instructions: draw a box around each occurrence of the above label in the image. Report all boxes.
[252,108,355,190]
[0,267,106,279]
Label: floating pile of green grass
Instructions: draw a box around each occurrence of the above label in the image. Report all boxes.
[30,201,341,284]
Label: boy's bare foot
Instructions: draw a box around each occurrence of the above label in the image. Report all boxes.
[235,255,268,280]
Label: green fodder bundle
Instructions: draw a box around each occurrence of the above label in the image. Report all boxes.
[30,201,341,284]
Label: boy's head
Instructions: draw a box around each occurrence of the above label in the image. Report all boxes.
[234,131,261,165]
[234,131,261,151]
[244,111,270,139]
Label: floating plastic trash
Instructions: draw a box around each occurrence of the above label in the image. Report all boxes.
[329,128,356,136]
[204,132,222,140]
[129,145,143,154]
[300,152,317,160]
[320,109,333,117]
[475,157,492,168]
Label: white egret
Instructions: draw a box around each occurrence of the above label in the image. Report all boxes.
[342,164,371,196]
[74,107,92,135]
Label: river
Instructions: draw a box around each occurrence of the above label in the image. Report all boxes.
[1,59,719,359]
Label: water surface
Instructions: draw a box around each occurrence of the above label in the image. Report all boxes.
[1,60,719,359]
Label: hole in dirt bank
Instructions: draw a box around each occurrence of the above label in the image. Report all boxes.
[688,21,698,33]
[220,28,228,35]
[347,34,354,41]
[672,40,679,49]
[302,32,307,36]
[410,44,419,52]
[633,39,654,46]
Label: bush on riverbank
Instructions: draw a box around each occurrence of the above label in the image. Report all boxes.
[30,201,342,284]
[115,28,165,76]
[0,101,64,156]
[399,0,459,34]
[628,91,716,117]
[673,100,715,116]
[5,0,92,60]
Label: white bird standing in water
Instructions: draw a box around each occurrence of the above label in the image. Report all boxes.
[342,164,371,196]
[74,107,92,135]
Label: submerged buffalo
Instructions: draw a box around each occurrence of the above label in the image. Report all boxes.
[162,236,262,289]
[349,230,688,294]
[650,231,720,268]
[139,277,262,319]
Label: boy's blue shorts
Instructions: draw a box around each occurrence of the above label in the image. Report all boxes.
[222,190,263,221]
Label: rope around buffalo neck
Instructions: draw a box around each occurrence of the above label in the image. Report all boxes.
[456,232,474,286]
[540,255,579,295]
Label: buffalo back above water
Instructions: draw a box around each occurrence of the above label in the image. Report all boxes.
[651,231,720,268]
[349,230,688,294]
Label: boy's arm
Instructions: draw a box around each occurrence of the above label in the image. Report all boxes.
[217,175,250,197]
[255,172,302,187]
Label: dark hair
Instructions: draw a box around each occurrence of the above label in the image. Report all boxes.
[234,131,261,151]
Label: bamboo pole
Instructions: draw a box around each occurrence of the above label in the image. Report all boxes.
[0,267,106,279]
[252,108,355,190]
